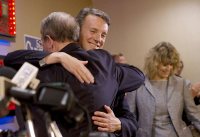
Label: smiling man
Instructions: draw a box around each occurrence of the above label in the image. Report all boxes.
[78,14,108,50]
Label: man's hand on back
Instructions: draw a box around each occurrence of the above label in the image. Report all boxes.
[92,105,121,132]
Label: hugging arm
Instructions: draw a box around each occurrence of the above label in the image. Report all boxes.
[109,63,143,136]
[4,50,94,84]
[113,94,138,137]
[116,63,145,93]
[4,50,50,69]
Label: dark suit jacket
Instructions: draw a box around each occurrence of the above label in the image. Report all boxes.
[4,43,144,137]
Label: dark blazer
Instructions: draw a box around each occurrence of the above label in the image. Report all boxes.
[4,43,145,137]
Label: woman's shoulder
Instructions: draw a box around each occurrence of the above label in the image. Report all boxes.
[170,75,191,86]
[171,75,184,81]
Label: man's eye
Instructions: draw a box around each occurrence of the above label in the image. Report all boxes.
[90,30,96,33]
[101,34,106,38]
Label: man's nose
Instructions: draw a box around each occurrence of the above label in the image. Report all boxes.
[94,34,102,47]
[94,33,101,42]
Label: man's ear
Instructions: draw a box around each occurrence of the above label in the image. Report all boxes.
[46,35,54,51]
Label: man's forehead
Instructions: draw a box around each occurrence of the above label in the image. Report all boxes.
[83,15,108,25]
[82,15,108,32]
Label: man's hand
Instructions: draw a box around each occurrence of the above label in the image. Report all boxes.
[44,52,94,84]
[92,105,121,133]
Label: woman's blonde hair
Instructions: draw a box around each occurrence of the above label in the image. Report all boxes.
[144,41,180,79]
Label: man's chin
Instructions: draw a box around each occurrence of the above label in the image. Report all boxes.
[86,44,97,50]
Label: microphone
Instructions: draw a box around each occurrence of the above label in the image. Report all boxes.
[0,63,41,137]
[0,62,40,103]
[11,62,39,90]
[0,62,39,118]
[7,62,40,103]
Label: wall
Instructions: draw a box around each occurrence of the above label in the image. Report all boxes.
[5,0,92,52]
[93,0,200,83]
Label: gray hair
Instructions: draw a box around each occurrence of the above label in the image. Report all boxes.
[40,12,80,42]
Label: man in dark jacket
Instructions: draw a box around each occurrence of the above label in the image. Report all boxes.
[39,8,139,137]
[4,11,144,137]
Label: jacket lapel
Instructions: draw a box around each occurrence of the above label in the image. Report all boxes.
[167,76,175,103]
[144,77,156,98]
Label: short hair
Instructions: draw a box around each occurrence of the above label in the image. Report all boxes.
[144,41,180,79]
[76,7,111,28]
[40,12,80,42]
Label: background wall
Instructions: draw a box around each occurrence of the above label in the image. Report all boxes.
[7,0,92,51]
[93,0,200,83]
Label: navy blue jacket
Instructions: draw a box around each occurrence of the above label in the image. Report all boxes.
[4,43,144,137]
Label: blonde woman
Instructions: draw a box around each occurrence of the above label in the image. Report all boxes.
[127,41,200,137]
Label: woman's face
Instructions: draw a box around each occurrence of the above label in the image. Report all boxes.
[154,63,173,80]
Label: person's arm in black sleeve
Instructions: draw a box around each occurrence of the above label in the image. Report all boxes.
[88,49,145,92]
[116,63,145,93]
[4,50,94,84]
[4,50,50,69]
[113,94,138,137]
[113,63,144,137]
